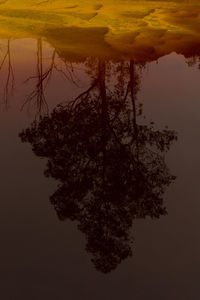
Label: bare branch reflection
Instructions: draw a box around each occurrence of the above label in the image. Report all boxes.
[22,39,50,114]
[22,39,79,114]
[0,39,14,108]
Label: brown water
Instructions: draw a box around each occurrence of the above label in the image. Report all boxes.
[1,37,200,299]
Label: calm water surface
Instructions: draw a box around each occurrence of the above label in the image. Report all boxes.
[1,36,200,299]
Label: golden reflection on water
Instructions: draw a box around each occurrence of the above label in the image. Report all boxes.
[0,0,200,61]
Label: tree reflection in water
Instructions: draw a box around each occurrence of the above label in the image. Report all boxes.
[19,58,177,273]
[0,39,14,108]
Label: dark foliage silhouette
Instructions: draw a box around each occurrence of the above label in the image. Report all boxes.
[19,59,177,273]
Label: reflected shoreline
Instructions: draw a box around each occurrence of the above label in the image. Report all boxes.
[0,1,200,62]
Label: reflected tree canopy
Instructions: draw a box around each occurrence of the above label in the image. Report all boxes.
[19,58,177,273]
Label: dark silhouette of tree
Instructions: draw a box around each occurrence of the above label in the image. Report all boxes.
[19,59,177,273]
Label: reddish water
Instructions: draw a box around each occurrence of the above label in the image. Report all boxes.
[1,38,200,299]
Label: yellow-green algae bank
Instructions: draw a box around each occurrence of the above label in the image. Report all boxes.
[0,0,200,61]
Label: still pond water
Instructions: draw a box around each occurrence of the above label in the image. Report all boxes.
[1,3,200,298]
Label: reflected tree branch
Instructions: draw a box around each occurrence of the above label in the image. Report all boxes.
[22,39,79,115]
[0,39,14,109]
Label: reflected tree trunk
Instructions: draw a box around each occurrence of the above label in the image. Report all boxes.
[99,59,107,201]
[130,60,139,161]
[0,39,14,109]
